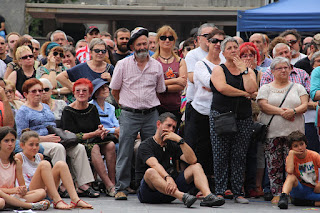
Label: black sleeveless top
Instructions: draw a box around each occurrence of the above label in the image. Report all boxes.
[16,68,36,95]
[210,64,252,119]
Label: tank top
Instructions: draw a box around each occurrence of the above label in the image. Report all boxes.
[0,160,16,188]
[157,57,181,111]
[16,68,36,95]
[20,152,41,188]
[210,64,252,119]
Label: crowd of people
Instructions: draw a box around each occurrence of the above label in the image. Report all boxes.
[0,21,320,210]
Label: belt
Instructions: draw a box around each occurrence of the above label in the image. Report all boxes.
[121,106,156,115]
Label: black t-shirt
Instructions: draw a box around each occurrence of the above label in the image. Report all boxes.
[0,15,4,24]
[3,55,12,64]
[112,52,130,63]
[135,137,183,186]
[210,64,252,119]
[294,57,312,75]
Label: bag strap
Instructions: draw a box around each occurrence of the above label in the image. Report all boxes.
[266,83,294,127]
[202,61,212,74]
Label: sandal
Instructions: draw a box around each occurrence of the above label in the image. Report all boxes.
[78,186,100,198]
[224,189,234,199]
[106,186,116,197]
[31,199,50,210]
[58,186,70,198]
[53,199,72,210]
[71,199,93,209]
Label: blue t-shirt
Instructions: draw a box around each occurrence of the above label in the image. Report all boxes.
[67,62,114,82]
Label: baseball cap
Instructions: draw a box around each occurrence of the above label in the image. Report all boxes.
[85,26,100,35]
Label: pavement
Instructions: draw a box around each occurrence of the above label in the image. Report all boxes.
[18,194,318,213]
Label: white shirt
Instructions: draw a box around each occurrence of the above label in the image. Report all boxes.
[291,52,307,65]
[192,57,226,115]
[0,59,6,78]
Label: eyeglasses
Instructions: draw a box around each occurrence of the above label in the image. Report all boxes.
[75,89,88,93]
[93,49,107,54]
[28,89,43,94]
[20,54,34,60]
[185,47,192,51]
[287,40,298,45]
[199,33,209,38]
[5,89,14,94]
[53,52,64,58]
[34,47,40,51]
[241,54,255,59]
[209,38,224,44]
[43,88,50,92]
[274,66,290,71]
[159,36,174,41]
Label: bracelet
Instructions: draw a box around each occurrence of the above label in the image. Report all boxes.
[76,132,84,141]
[293,108,297,114]
[57,88,61,97]
[164,175,171,181]
[49,68,55,72]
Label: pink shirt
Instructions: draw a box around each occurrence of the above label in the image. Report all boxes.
[0,162,15,188]
[110,55,166,109]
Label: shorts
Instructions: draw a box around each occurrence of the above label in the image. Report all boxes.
[137,171,194,204]
[290,181,320,201]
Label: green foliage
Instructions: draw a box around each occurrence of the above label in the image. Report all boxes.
[28,18,43,37]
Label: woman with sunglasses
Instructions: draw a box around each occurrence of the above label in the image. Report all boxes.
[7,46,36,95]
[57,38,114,92]
[37,42,73,103]
[15,78,100,199]
[152,25,187,128]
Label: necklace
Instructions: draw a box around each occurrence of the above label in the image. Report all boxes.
[159,55,173,64]
[153,136,166,152]
[0,158,10,169]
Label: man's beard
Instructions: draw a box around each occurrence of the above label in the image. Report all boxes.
[117,43,128,53]
[135,48,149,59]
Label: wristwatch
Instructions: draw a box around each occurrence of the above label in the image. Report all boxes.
[241,68,249,75]
[177,138,185,145]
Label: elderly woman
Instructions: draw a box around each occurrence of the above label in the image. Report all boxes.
[57,38,114,92]
[61,78,116,197]
[152,25,187,127]
[7,46,36,95]
[210,37,258,204]
[257,57,308,204]
[15,78,100,198]
[39,78,67,127]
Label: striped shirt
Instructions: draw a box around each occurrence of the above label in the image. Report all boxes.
[110,55,166,109]
[76,45,91,63]
[260,66,310,93]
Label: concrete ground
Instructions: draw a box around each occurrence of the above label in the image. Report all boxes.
[22,194,317,213]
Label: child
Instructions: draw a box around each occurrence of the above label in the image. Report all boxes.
[278,130,320,209]
[0,126,50,210]
[15,129,93,209]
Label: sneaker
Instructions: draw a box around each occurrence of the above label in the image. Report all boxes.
[182,193,197,208]
[200,193,225,207]
[115,191,127,200]
[235,196,249,204]
[278,193,288,209]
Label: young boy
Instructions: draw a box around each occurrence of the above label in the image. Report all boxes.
[278,131,320,209]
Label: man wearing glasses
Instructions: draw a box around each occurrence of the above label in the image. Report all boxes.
[279,30,307,65]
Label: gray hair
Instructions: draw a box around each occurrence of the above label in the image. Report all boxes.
[39,78,53,90]
[50,30,67,42]
[63,45,76,56]
[270,57,290,71]
[197,23,216,37]
[89,38,107,51]
[220,36,238,52]
[30,39,40,45]
[148,32,157,37]
[272,43,290,57]
[250,33,266,44]
[311,51,320,68]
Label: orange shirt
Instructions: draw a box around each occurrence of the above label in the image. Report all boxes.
[289,150,320,188]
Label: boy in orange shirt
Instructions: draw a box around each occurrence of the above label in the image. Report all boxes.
[278,131,320,209]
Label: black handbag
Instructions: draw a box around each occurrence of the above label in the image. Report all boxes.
[46,125,79,149]
[213,111,238,136]
[251,83,294,143]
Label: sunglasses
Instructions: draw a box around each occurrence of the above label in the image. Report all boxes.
[20,54,34,60]
[27,44,34,51]
[0,42,4,45]
[199,33,209,38]
[34,47,40,51]
[107,45,114,50]
[28,89,43,94]
[287,40,298,45]
[53,52,64,58]
[185,47,192,51]
[159,36,174,41]
[209,38,224,44]
[43,88,50,92]
[93,49,107,54]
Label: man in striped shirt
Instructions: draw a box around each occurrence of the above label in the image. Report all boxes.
[76,26,100,63]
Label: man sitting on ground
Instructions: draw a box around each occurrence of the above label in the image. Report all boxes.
[135,112,225,208]
[278,131,320,209]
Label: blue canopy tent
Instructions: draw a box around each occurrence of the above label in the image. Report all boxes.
[237,0,320,32]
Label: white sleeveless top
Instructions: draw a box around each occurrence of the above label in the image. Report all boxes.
[20,152,41,188]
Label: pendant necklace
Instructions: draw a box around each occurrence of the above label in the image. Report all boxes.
[159,55,173,64]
